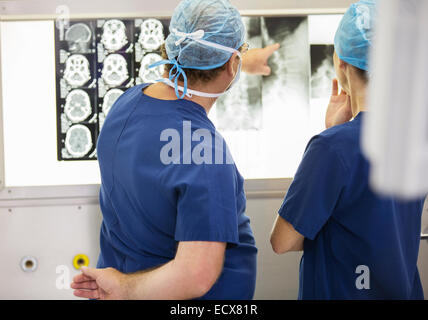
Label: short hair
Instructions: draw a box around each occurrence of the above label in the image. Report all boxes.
[160,43,242,85]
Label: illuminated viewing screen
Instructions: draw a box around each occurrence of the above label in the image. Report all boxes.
[0,15,342,187]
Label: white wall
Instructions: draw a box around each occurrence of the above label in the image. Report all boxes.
[0,203,102,299]
[0,196,301,300]
[248,196,301,299]
[0,195,426,300]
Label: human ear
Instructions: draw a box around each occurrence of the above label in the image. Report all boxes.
[226,52,239,77]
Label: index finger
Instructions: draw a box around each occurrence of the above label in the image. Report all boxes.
[263,43,280,57]
[73,272,95,283]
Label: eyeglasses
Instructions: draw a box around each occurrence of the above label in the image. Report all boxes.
[241,42,250,55]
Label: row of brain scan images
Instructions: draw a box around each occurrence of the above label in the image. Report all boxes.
[55,18,169,160]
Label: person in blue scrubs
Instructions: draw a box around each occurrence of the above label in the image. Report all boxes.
[71,0,278,300]
[270,0,425,299]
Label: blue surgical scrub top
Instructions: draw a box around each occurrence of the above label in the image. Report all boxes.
[279,112,425,300]
[96,84,257,300]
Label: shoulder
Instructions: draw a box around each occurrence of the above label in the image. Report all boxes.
[304,120,361,171]
[119,84,146,101]
[308,120,360,152]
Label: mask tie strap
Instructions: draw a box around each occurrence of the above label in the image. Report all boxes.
[149,59,189,99]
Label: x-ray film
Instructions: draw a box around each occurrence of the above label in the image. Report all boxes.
[311,45,335,99]
[309,45,335,135]
[99,19,131,53]
[55,18,170,160]
[215,17,263,131]
[55,20,98,161]
[54,15,337,176]
[261,17,310,116]
[135,18,170,85]
[209,16,311,178]
[97,19,136,97]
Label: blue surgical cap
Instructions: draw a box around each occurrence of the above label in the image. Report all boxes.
[334,0,377,71]
[165,0,246,70]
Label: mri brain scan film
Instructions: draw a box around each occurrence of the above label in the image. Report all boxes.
[65,23,93,53]
[138,53,164,83]
[64,124,94,158]
[102,88,124,116]
[64,89,92,123]
[135,18,169,85]
[101,54,130,87]
[98,88,124,130]
[63,54,92,87]
[138,19,165,51]
[101,19,129,52]
[55,18,169,161]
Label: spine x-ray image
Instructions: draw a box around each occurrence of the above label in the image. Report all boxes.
[261,17,310,120]
[215,17,263,131]
[214,17,310,132]
[311,45,335,99]
[309,45,335,136]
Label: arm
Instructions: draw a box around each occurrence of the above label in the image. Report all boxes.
[242,43,280,76]
[270,138,348,254]
[71,241,226,300]
[270,215,304,254]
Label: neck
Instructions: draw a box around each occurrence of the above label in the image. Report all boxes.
[184,92,217,114]
[347,77,367,118]
[143,81,218,114]
[168,79,220,113]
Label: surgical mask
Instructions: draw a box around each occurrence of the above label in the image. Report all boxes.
[149,28,243,99]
